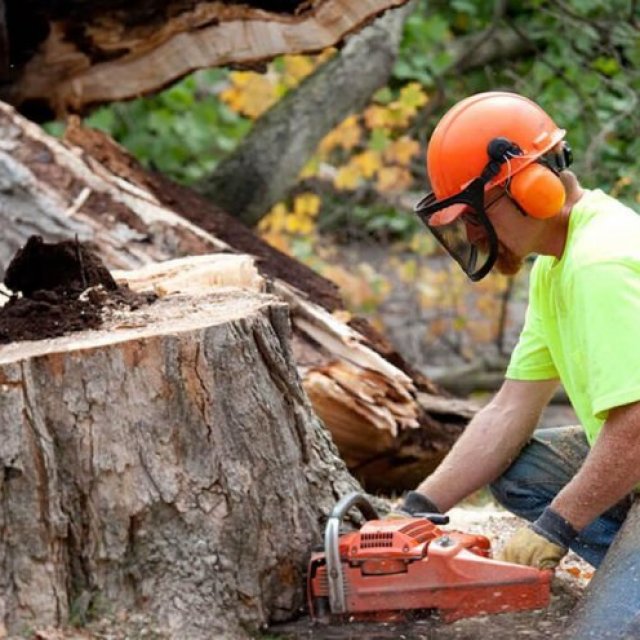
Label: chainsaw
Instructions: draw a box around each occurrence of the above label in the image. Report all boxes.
[308,492,552,623]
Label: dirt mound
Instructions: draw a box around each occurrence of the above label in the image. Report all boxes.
[0,236,155,344]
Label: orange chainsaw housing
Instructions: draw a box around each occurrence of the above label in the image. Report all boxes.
[308,517,552,623]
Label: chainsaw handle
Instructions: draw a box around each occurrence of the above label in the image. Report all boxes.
[325,492,379,614]
[329,491,380,522]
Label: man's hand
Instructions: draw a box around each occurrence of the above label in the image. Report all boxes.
[497,506,577,569]
[497,526,567,569]
[388,491,441,518]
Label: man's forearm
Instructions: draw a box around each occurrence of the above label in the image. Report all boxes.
[416,402,533,510]
[415,379,557,511]
[551,402,640,530]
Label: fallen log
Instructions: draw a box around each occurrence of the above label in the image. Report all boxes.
[0,280,361,638]
[0,101,477,491]
[2,0,409,119]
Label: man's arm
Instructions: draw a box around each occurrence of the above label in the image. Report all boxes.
[551,400,640,530]
[415,378,559,511]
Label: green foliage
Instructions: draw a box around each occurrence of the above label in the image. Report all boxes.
[318,199,421,242]
[83,69,250,185]
[396,0,640,207]
[42,1,639,210]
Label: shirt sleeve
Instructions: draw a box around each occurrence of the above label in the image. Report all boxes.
[570,260,640,420]
[506,273,558,381]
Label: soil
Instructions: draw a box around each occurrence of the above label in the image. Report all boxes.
[0,235,156,344]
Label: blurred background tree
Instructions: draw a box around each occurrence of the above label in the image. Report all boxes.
[47,0,640,385]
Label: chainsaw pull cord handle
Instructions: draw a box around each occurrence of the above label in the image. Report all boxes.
[325,492,379,615]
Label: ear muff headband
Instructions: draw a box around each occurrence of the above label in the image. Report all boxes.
[482,137,569,219]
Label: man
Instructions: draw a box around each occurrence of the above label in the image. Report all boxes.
[401,91,640,571]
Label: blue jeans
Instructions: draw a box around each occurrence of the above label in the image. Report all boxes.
[489,425,634,568]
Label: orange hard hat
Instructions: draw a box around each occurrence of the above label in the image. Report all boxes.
[426,92,566,225]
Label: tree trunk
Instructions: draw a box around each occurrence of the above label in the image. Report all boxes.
[199,1,414,225]
[0,101,476,492]
[0,286,360,639]
[564,497,640,639]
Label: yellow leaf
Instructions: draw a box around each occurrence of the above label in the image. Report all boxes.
[336,115,362,150]
[260,231,292,255]
[220,72,277,119]
[376,166,413,193]
[260,202,289,233]
[386,102,415,128]
[364,105,393,130]
[383,136,420,166]
[334,164,362,190]
[319,115,362,153]
[285,214,314,234]
[299,156,321,179]
[316,47,338,64]
[227,71,253,88]
[282,55,315,86]
[319,129,341,155]
[352,150,382,178]
[399,82,429,110]
[294,193,321,217]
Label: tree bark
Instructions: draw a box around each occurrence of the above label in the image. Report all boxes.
[0,287,360,638]
[2,0,409,120]
[199,2,414,226]
[563,497,640,639]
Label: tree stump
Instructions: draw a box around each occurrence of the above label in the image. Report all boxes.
[0,288,360,638]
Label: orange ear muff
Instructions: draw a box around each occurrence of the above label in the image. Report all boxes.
[509,163,566,219]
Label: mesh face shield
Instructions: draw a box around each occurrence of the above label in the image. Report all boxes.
[414,178,499,282]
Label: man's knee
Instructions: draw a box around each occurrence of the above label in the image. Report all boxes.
[488,459,555,521]
[488,473,531,514]
[488,473,509,508]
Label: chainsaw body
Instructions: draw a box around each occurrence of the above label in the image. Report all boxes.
[308,492,552,623]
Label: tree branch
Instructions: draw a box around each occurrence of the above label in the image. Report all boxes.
[199,2,415,226]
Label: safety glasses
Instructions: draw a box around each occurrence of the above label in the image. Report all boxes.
[414,177,499,281]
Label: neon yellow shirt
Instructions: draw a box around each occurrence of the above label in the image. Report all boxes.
[506,189,640,445]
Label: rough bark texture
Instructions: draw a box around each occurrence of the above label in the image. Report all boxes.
[199,2,414,225]
[2,0,408,120]
[0,101,476,492]
[0,288,360,639]
[564,497,640,639]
